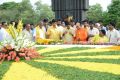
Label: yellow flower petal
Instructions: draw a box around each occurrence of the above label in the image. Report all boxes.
[47,55,120,59]
[38,47,64,54]
[48,47,119,56]
[2,62,59,80]
[106,46,120,50]
[35,60,120,75]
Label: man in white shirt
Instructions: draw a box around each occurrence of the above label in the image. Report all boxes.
[106,22,120,44]
[0,23,3,41]
[88,23,99,37]
[23,24,33,41]
[0,28,6,41]
[62,25,74,43]
[0,24,4,41]
[33,22,46,40]
[43,19,49,32]
[57,19,64,37]
[0,22,12,41]
[98,21,107,31]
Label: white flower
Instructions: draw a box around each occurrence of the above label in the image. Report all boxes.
[0,31,35,50]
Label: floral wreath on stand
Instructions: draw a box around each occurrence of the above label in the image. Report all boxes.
[0,20,42,63]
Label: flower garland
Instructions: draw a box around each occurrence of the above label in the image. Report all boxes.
[0,45,41,62]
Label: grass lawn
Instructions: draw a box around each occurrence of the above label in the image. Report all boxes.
[0,62,12,80]
[0,46,120,80]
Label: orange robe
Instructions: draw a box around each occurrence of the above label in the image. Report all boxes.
[74,28,88,41]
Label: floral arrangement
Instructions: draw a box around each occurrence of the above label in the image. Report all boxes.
[0,20,41,63]
[36,39,63,45]
[0,45,40,62]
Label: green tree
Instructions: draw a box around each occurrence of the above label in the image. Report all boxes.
[108,0,120,28]
[0,0,35,24]
[35,0,54,21]
[0,2,19,10]
[102,11,111,26]
[0,2,20,22]
[17,0,35,23]
[87,4,103,22]
[0,0,54,24]
[0,10,19,21]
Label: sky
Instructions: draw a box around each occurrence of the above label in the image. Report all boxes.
[0,0,112,11]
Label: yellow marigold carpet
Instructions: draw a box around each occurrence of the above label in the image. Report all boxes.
[2,62,59,80]
[48,46,120,56]
[47,55,120,59]
[1,46,120,80]
[35,60,120,75]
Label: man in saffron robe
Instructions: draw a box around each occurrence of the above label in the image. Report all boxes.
[74,22,88,42]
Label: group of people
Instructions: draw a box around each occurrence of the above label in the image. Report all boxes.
[0,18,120,44]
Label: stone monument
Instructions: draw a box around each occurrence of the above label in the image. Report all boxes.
[51,0,89,22]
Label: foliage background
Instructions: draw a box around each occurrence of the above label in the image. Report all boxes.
[0,0,54,24]
[87,0,120,28]
[0,0,120,28]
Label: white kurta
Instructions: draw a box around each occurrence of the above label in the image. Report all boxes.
[0,28,12,41]
[63,27,74,43]
[88,27,99,36]
[22,29,33,41]
[107,29,120,43]
[33,27,46,39]
[57,26,64,37]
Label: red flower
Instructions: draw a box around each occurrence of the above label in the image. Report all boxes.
[5,54,8,57]
[27,52,32,57]
[25,51,28,54]
[19,53,26,57]
[19,48,25,52]
[1,48,7,53]
[9,51,13,56]
[7,56,11,61]
[25,57,30,61]
[0,47,42,63]
[2,54,6,58]
[15,57,20,62]
[0,53,2,59]
[10,51,17,60]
